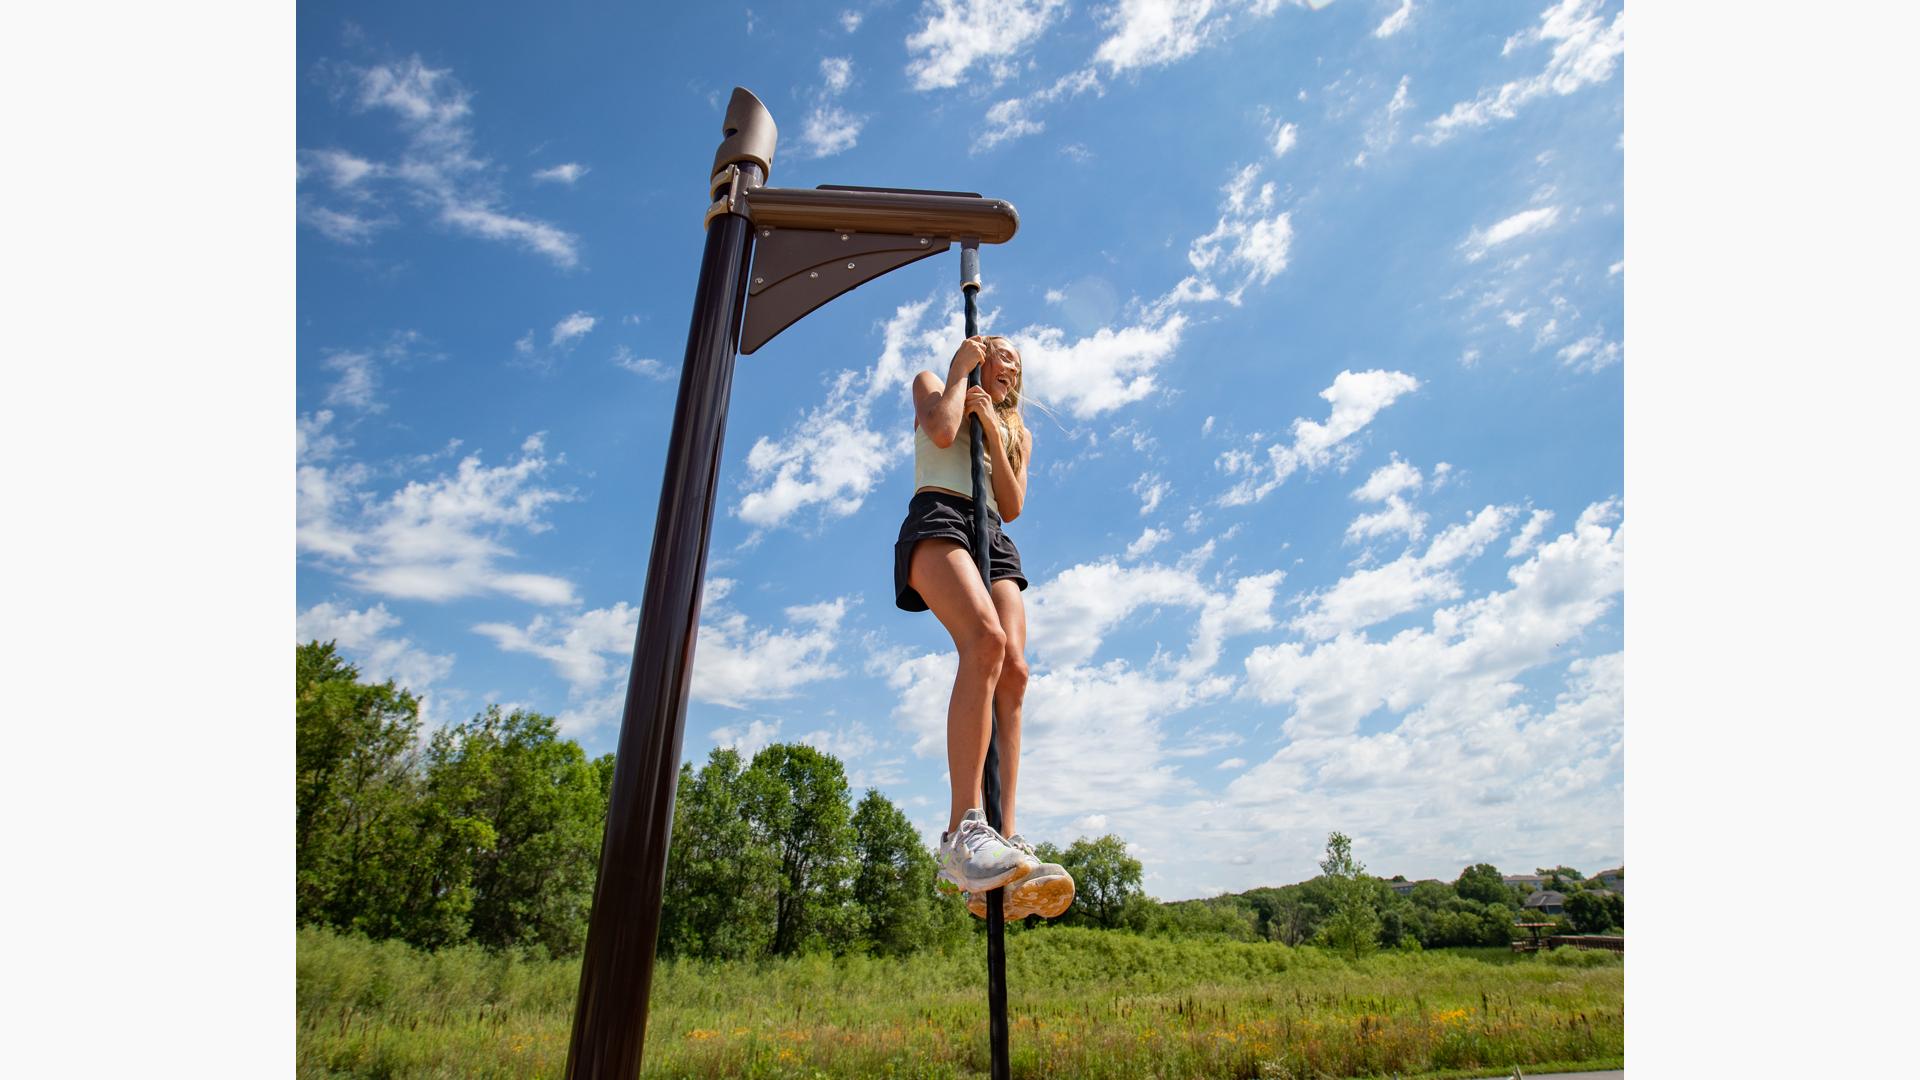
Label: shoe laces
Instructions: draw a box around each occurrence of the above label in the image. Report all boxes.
[954,817,1004,857]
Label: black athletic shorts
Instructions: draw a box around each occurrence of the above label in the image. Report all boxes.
[893,489,1028,612]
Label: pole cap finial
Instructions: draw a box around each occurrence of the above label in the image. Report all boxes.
[712,87,777,187]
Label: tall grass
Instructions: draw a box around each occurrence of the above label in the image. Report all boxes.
[297,927,1622,1078]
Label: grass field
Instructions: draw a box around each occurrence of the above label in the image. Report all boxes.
[296,926,1622,1078]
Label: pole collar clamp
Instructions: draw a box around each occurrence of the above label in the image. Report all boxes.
[703,164,754,230]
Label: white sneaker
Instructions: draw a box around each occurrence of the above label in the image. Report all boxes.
[936,809,1037,893]
[967,861,1075,921]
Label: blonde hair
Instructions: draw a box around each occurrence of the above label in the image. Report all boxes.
[979,335,1027,476]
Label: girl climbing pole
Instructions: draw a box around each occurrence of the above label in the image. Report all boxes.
[894,333,1075,920]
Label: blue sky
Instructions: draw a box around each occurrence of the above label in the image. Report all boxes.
[295,0,1625,900]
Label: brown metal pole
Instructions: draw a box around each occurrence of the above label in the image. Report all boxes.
[563,89,773,1079]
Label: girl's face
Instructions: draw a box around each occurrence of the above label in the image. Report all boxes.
[981,343,1021,404]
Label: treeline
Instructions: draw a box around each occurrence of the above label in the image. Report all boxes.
[1151,837,1625,956]
[298,642,1619,963]
[297,642,1154,961]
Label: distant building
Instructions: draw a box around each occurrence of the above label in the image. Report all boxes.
[1387,878,1443,897]
[1523,890,1567,916]
[1503,874,1545,893]
[1591,866,1624,893]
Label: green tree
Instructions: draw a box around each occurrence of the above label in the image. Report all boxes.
[1539,865,1585,892]
[1059,834,1144,929]
[1316,832,1380,960]
[746,743,858,955]
[850,788,948,955]
[1455,863,1508,906]
[295,642,469,945]
[659,749,781,960]
[420,706,606,956]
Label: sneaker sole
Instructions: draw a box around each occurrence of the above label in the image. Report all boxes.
[968,869,1075,920]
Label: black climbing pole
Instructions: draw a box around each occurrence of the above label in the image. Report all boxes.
[961,240,1012,1080]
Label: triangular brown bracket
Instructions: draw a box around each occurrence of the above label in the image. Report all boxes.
[740,229,952,355]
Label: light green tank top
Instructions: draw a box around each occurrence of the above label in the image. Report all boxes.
[914,420,1003,516]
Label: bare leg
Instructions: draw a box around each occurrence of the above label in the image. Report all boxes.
[989,579,1029,839]
[908,539,1007,835]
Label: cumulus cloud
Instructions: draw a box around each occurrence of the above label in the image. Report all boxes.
[297,416,577,605]
[1210,504,1623,884]
[1507,507,1554,557]
[1126,526,1172,558]
[299,56,580,266]
[1016,313,1189,419]
[296,601,455,703]
[472,587,851,736]
[532,162,588,184]
[612,345,674,381]
[1093,0,1286,75]
[1425,0,1625,143]
[793,57,866,160]
[1353,75,1412,165]
[1294,504,1516,639]
[1556,331,1621,372]
[512,311,598,371]
[1218,369,1421,506]
[1345,455,1428,543]
[1185,164,1294,302]
[973,68,1102,153]
[906,0,1067,90]
[1270,119,1299,158]
[1463,205,1561,261]
[1373,0,1415,38]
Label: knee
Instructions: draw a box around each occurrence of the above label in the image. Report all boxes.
[958,622,1008,678]
[997,650,1029,700]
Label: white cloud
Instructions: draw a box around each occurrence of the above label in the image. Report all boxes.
[1126,526,1172,559]
[1094,0,1284,75]
[297,418,578,606]
[1346,455,1427,543]
[1026,558,1281,678]
[299,56,580,266]
[695,598,851,709]
[906,0,1068,90]
[1354,75,1413,165]
[820,56,854,94]
[1009,312,1189,420]
[795,105,865,159]
[550,311,596,346]
[301,204,388,244]
[532,162,588,184]
[973,68,1102,153]
[735,297,947,530]
[1294,505,1516,639]
[1425,0,1625,143]
[1464,205,1560,261]
[1557,331,1621,372]
[1133,473,1169,516]
[473,590,850,736]
[1219,369,1421,506]
[840,10,863,32]
[1244,499,1623,738]
[712,718,784,759]
[612,345,674,381]
[1270,119,1298,158]
[1507,508,1554,557]
[296,601,455,701]
[1374,0,1415,38]
[1181,164,1293,305]
[322,351,379,412]
[1214,505,1624,886]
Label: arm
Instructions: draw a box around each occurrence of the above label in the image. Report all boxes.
[913,337,989,448]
